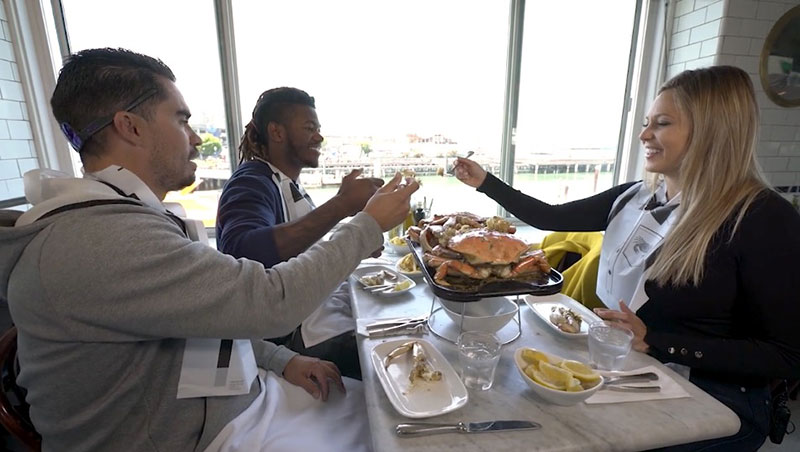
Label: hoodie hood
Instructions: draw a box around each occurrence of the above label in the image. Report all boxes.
[1,169,141,300]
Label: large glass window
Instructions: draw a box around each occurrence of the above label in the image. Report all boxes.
[514,1,636,204]
[59,0,229,226]
[232,0,510,217]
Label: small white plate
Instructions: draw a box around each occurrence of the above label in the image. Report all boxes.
[523,293,601,338]
[395,258,423,279]
[370,339,468,418]
[352,265,416,297]
[385,240,412,256]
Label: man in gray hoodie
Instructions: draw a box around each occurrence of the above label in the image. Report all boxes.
[0,48,417,451]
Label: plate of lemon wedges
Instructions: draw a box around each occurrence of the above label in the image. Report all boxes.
[396,253,422,277]
[514,348,603,405]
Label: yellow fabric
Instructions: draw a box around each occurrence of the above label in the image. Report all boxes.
[539,232,604,309]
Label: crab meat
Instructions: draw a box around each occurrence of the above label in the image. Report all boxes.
[382,341,442,385]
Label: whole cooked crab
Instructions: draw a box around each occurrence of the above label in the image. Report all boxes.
[407,213,550,287]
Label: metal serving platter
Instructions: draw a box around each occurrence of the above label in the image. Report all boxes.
[406,238,563,302]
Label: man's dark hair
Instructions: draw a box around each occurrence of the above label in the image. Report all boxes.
[239,87,315,164]
[50,48,176,159]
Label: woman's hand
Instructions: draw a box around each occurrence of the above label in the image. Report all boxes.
[283,355,345,401]
[593,301,650,353]
[453,157,487,188]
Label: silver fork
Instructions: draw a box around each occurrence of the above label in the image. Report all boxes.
[447,151,475,174]
[604,372,659,385]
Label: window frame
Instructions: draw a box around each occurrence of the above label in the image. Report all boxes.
[35,0,661,224]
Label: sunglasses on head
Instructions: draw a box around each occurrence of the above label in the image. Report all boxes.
[60,88,158,151]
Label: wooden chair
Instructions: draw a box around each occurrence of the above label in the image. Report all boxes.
[0,327,41,451]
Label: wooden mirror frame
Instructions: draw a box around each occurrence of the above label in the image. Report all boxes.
[759,5,800,108]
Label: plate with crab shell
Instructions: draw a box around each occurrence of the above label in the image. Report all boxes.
[406,239,563,302]
[352,265,416,297]
[370,338,468,418]
[523,293,602,338]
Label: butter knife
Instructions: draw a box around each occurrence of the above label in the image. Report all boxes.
[396,420,541,437]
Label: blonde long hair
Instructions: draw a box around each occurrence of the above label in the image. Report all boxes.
[648,66,769,287]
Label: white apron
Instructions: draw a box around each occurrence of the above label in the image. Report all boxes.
[596,181,681,312]
[258,159,355,347]
[204,371,371,452]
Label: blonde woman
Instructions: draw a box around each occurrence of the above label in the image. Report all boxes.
[453,66,800,451]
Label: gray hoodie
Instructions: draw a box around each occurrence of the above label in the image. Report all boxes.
[0,172,381,451]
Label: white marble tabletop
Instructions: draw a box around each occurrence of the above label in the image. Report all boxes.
[351,256,740,452]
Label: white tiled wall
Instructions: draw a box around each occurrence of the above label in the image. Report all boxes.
[0,0,38,202]
[668,0,800,189]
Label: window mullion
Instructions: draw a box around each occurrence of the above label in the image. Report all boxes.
[213,0,243,172]
[498,0,525,218]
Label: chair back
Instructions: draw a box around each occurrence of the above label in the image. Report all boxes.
[0,327,41,451]
[0,209,22,227]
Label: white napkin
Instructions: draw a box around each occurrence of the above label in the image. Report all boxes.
[300,281,355,348]
[585,365,691,404]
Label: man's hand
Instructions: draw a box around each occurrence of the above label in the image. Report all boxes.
[363,173,420,231]
[282,355,345,401]
[453,157,487,188]
[594,301,650,353]
[337,169,385,216]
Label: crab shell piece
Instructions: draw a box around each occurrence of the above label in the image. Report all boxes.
[447,230,530,265]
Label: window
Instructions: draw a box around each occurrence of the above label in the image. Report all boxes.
[50,0,643,226]
[232,0,510,217]
[514,1,637,204]
[59,0,229,226]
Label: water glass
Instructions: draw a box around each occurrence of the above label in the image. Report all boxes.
[457,331,501,390]
[588,321,634,371]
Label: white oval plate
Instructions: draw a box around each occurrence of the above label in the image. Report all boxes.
[352,265,416,297]
[523,293,601,338]
[370,339,468,418]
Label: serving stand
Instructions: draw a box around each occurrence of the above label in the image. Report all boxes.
[405,238,564,346]
[426,295,523,345]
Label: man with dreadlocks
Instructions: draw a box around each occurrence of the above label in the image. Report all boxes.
[216,87,381,379]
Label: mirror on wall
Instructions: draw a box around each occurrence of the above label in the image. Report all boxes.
[760,5,800,108]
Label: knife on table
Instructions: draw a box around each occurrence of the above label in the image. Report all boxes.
[396,420,541,437]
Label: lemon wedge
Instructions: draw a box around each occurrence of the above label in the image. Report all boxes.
[559,360,601,384]
[526,365,566,390]
[538,361,575,388]
[566,378,585,392]
[521,349,550,366]
[392,280,412,292]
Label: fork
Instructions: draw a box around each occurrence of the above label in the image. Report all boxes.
[604,372,659,385]
[447,151,475,174]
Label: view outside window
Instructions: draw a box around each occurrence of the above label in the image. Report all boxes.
[514,1,636,205]
[233,0,510,217]
[60,0,229,226]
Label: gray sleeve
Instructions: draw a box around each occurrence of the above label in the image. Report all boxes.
[252,340,297,374]
[33,206,383,342]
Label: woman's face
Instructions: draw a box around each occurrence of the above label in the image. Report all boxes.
[639,89,691,180]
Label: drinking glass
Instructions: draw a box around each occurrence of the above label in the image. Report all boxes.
[588,320,634,371]
[457,331,501,390]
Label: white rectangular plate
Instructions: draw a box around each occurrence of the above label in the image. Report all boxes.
[352,265,416,297]
[370,339,468,418]
[524,293,601,338]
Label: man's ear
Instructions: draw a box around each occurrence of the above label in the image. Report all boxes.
[267,121,285,143]
[111,111,148,146]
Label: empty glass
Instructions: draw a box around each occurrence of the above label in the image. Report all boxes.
[588,321,634,371]
[457,331,501,390]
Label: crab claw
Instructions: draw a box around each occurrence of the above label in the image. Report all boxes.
[383,341,416,368]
